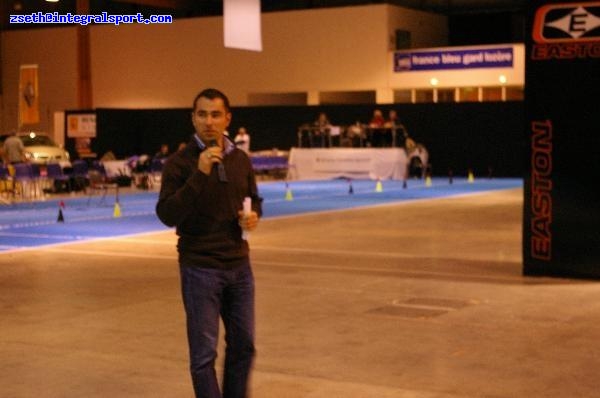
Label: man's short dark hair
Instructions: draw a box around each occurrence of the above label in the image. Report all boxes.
[193,88,231,113]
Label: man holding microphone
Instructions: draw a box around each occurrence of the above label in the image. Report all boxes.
[156,88,262,398]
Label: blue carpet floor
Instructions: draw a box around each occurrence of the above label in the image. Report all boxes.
[0,177,522,251]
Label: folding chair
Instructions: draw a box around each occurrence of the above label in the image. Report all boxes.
[46,163,72,193]
[87,162,119,205]
[13,163,39,200]
[70,159,89,192]
[148,158,165,189]
[0,165,11,204]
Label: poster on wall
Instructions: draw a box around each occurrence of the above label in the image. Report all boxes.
[18,64,40,127]
[66,112,97,158]
[66,113,96,138]
[523,0,600,278]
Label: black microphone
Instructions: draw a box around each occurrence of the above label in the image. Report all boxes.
[208,139,228,182]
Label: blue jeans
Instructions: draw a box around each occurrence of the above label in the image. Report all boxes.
[180,261,255,398]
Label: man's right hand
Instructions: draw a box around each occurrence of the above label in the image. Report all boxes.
[198,147,223,175]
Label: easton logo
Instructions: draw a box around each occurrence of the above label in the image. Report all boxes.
[530,120,553,261]
[533,2,600,43]
[532,2,600,59]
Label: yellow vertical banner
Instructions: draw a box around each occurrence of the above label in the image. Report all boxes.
[19,64,40,127]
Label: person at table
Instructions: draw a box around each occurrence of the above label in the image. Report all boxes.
[404,131,417,153]
[385,110,398,127]
[100,150,116,161]
[154,144,170,161]
[234,126,251,154]
[368,109,387,147]
[369,109,385,128]
[385,109,405,147]
[312,112,331,147]
[346,121,365,148]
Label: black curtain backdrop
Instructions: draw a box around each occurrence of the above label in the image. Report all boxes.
[66,101,525,177]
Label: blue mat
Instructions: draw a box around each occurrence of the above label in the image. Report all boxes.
[0,177,522,251]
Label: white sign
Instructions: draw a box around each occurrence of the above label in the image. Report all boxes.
[288,148,408,181]
[67,113,96,138]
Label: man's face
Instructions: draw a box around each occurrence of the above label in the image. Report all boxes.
[191,96,231,144]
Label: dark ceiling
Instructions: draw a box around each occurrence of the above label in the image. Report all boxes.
[2,0,528,44]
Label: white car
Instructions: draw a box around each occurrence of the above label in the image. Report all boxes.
[1,132,71,165]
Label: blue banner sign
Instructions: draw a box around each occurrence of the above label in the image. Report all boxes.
[394,47,513,72]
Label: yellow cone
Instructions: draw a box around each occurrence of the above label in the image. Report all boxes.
[375,179,383,192]
[285,186,293,201]
[113,202,122,218]
[425,175,432,187]
[468,170,475,183]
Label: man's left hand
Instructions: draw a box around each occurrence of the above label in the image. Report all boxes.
[238,210,259,232]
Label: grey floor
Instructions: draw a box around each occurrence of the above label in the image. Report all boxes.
[2,187,599,398]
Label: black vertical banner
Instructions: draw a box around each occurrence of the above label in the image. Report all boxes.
[524,1,600,278]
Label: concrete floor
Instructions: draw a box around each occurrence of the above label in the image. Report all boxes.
[2,187,599,398]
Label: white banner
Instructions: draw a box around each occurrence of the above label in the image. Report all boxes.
[287,148,408,181]
[224,0,262,51]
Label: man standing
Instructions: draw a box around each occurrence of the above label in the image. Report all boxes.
[2,130,25,164]
[156,88,262,398]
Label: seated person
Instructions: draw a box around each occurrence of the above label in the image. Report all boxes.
[385,110,406,147]
[384,109,400,128]
[233,127,251,154]
[100,150,116,161]
[312,112,331,147]
[368,109,388,146]
[369,109,385,128]
[404,133,417,153]
[154,144,170,160]
[346,121,365,147]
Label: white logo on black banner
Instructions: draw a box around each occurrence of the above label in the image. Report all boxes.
[533,2,600,42]
[545,6,600,38]
[532,2,600,60]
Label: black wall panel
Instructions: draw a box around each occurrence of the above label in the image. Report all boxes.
[67,101,525,177]
[523,0,600,278]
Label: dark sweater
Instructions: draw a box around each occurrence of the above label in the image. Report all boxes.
[156,138,262,269]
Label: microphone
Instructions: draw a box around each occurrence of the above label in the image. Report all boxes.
[208,139,228,182]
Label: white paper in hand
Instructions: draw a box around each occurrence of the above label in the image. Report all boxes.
[242,197,251,240]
